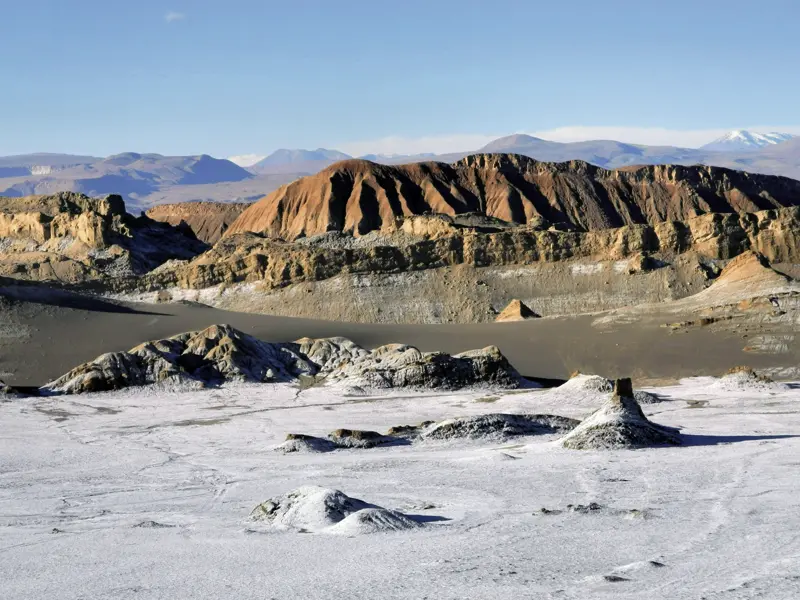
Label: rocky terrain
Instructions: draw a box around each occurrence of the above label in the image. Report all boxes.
[146,201,249,243]
[0,192,206,283]
[226,154,800,240]
[43,324,520,394]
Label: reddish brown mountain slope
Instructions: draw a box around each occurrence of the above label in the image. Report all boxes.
[225,154,800,240]
[147,201,248,243]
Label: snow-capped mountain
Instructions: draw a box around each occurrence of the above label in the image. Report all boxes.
[700,130,795,152]
[227,154,267,168]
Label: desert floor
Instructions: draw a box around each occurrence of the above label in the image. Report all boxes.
[2,378,799,599]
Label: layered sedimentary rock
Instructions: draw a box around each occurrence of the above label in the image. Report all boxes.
[0,192,207,283]
[146,201,248,244]
[226,154,800,240]
[137,206,800,292]
[43,324,521,394]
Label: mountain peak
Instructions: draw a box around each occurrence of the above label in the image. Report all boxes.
[480,134,547,152]
[700,130,795,152]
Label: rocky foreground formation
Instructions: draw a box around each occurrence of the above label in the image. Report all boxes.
[0,192,206,283]
[560,379,681,449]
[42,324,521,394]
[226,154,800,240]
[276,414,579,453]
[146,201,248,244]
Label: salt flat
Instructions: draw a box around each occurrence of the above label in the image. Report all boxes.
[2,380,800,599]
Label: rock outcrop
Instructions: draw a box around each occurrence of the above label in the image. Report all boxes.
[0,192,207,283]
[146,201,248,244]
[275,430,403,453]
[226,154,800,240]
[42,324,522,394]
[131,206,800,294]
[249,486,421,534]
[496,299,540,322]
[560,379,681,449]
[420,413,578,441]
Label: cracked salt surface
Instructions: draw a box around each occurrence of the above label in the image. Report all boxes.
[1,379,800,599]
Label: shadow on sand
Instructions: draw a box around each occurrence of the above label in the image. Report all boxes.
[406,514,451,524]
[0,281,168,315]
[681,433,800,447]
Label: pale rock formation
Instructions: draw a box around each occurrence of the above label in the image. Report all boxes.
[249,486,420,534]
[42,325,521,394]
[0,192,206,283]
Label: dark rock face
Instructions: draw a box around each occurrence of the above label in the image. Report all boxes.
[614,378,634,397]
[42,324,522,394]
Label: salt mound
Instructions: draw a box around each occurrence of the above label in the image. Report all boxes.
[274,434,337,454]
[421,413,578,441]
[327,508,421,535]
[545,374,663,408]
[711,366,787,392]
[250,486,422,534]
[560,379,681,450]
[250,486,373,532]
[557,374,613,394]
[327,429,396,448]
[634,390,663,405]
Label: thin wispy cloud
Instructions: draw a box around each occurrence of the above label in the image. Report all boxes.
[337,126,800,156]
[164,11,186,23]
[338,134,500,157]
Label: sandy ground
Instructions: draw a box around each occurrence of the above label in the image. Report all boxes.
[2,379,799,599]
[2,284,798,386]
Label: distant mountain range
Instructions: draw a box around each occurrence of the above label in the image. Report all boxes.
[3,130,799,210]
[0,153,263,211]
[700,131,795,152]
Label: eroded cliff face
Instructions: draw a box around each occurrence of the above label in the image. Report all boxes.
[146,201,248,244]
[0,192,207,283]
[136,207,800,293]
[225,154,800,240]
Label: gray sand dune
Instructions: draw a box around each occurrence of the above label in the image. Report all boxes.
[1,282,799,385]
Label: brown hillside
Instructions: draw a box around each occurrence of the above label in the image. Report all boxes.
[146,201,248,244]
[225,154,800,240]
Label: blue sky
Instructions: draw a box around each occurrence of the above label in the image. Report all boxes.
[3,0,799,157]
